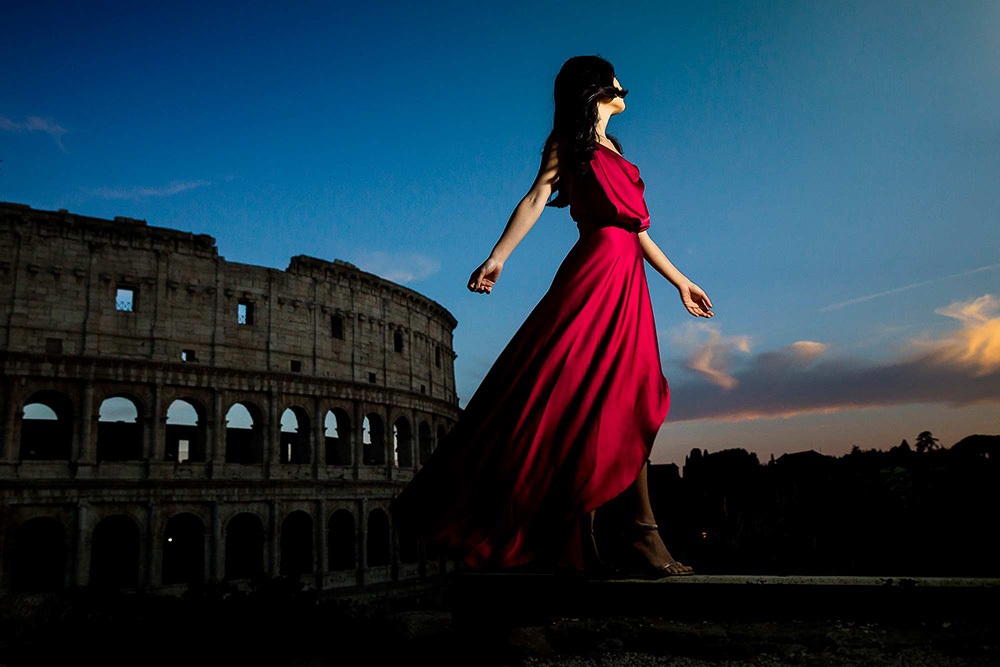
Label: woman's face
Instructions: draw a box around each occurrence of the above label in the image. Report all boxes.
[609,76,626,114]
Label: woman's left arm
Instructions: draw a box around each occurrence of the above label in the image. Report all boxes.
[637,230,714,318]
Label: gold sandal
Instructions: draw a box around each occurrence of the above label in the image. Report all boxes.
[617,521,695,578]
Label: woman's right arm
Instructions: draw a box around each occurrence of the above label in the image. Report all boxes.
[469,136,561,294]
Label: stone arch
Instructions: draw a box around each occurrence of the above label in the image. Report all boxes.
[96,395,143,462]
[18,389,74,461]
[90,514,141,589]
[7,516,68,592]
[366,508,390,567]
[393,415,413,468]
[19,390,74,461]
[165,398,208,463]
[225,402,265,464]
[362,412,385,465]
[279,405,311,464]
[162,512,205,585]
[327,509,355,570]
[279,510,313,578]
[323,408,352,466]
[224,512,265,580]
[418,420,432,466]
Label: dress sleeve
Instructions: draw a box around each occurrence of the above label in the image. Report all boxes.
[591,151,651,232]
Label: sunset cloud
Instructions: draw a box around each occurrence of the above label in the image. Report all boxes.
[665,294,1000,422]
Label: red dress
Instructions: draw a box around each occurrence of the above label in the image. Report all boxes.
[389,143,671,572]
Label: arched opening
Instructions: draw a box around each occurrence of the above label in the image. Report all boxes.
[90,514,140,589]
[96,396,142,462]
[362,413,385,465]
[279,406,311,464]
[225,402,265,464]
[279,510,313,578]
[327,510,356,571]
[393,416,413,468]
[224,512,265,580]
[8,517,67,592]
[165,399,207,463]
[366,508,390,567]
[323,409,352,466]
[19,391,74,460]
[418,421,432,466]
[162,513,205,585]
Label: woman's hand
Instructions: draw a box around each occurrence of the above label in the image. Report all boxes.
[469,256,503,294]
[679,281,714,318]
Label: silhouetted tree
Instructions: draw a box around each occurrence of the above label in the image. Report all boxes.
[914,431,940,454]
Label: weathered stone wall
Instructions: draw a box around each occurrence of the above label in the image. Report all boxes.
[0,201,458,398]
[0,201,463,594]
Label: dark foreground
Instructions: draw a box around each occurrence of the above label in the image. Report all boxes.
[1,574,998,667]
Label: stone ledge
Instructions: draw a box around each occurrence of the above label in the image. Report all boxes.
[444,572,1000,624]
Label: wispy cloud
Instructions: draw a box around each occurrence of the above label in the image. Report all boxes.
[664,294,1000,422]
[0,115,69,152]
[353,250,441,284]
[820,262,1000,312]
[83,179,212,200]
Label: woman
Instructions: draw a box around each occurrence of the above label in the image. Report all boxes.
[389,55,713,579]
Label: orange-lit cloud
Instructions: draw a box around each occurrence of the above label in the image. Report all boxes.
[663,294,1000,423]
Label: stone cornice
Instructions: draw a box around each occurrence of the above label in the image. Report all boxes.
[0,351,461,412]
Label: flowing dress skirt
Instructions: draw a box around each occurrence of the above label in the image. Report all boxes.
[389,224,671,572]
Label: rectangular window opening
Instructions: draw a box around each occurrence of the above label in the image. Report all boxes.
[116,286,135,312]
[238,299,255,325]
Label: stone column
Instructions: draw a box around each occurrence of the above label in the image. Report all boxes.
[312,396,323,478]
[140,501,155,591]
[410,407,419,470]
[0,379,16,463]
[210,390,224,465]
[384,405,392,477]
[267,390,279,469]
[358,498,367,586]
[353,400,362,478]
[77,381,95,465]
[267,500,278,576]
[148,383,164,466]
[210,500,223,582]
[316,498,327,590]
[73,499,90,586]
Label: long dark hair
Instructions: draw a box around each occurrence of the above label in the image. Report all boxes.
[544,55,629,209]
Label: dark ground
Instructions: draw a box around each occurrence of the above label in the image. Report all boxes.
[1,580,998,667]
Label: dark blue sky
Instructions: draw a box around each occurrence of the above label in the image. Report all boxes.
[3,0,998,466]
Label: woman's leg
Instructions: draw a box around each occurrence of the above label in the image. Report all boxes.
[617,460,693,572]
[579,509,600,560]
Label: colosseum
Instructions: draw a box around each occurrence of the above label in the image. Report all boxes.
[0,201,464,596]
